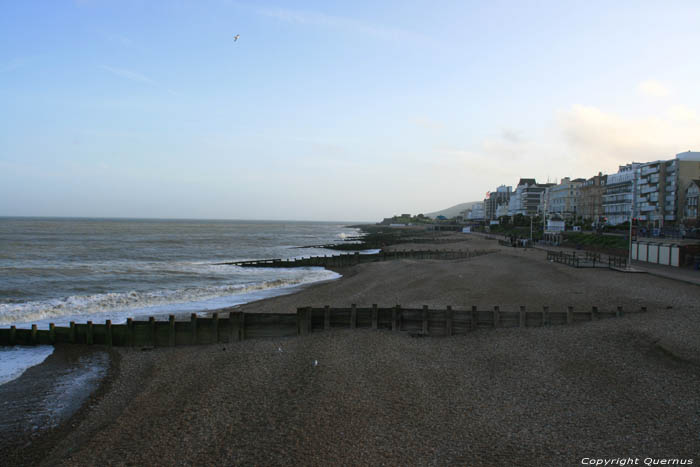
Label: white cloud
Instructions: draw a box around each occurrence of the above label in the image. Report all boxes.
[637,79,671,98]
[257,7,426,44]
[559,104,700,171]
[100,65,155,85]
[413,117,444,130]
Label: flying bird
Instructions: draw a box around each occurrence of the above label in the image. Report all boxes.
[233,34,240,42]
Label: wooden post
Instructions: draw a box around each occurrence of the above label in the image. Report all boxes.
[392,305,399,331]
[149,317,156,347]
[126,318,133,346]
[70,321,76,344]
[213,312,219,343]
[592,306,599,320]
[542,306,549,326]
[106,320,112,347]
[493,306,500,328]
[471,306,477,331]
[519,306,526,327]
[240,312,246,340]
[49,323,55,345]
[446,306,453,336]
[350,304,357,329]
[324,305,331,330]
[9,325,16,346]
[296,308,305,336]
[31,324,37,345]
[229,312,240,341]
[422,305,429,334]
[371,304,378,330]
[169,315,176,346]
[567,306,574,325]
[354,251,360,265]
[191,313,198,345]
[616,306,623,318]
[641,306,647,313]
[87,321,93,345]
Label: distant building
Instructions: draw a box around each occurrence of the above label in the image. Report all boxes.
[484,185,512,221]
[683,180,700,224]
[545,177,585,220]
[676,152,700,227]
[467,203,485,221]
[635,151,700,228]
[603,163,640,225]
[578,172,607,224]
[508,179,550,216]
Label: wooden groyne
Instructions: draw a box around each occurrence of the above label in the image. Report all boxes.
[546,250,627,269]
[0,304,647,347]
[220,249,495,268]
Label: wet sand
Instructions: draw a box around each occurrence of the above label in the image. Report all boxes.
[4,235,700,466]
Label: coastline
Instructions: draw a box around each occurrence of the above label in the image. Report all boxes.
[5,234,700,465]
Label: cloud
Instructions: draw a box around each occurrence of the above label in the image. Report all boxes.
[500,129,523,144]
[1,58,28,73]
[257,7,425,44]
[637,79,671,98]
[100,65,155,84]
[559,104,700,170]
[413,117,444,130]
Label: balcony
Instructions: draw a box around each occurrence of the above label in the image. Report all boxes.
[640,205,656,212]
[641,166,659,175]
[640,186,657,194]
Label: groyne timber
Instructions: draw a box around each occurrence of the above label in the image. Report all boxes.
[220,248,494,268]
[0,304,647,347]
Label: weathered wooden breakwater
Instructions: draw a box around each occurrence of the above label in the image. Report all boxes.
[219,249,495,268]
[546,250,628,269]
[0,304,647,347]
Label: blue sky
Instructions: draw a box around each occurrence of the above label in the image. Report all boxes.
[2,1,700,221]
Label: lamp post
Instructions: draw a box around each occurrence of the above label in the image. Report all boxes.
[628,193,634,270]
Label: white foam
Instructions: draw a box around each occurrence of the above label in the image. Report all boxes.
[1,267,341,328]
[0,346,54,386]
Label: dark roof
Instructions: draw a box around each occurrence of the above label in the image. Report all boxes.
[518,178,536,186]
[572,178,586,182]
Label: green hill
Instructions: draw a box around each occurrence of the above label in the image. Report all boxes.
[425,201,481,219]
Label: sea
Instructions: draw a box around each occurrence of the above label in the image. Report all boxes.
[0,217,367,385]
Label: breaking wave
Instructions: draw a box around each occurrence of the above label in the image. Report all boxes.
[0,268,340,326]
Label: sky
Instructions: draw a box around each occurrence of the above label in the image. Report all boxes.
[2,0,700,221]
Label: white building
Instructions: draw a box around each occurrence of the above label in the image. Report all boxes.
[545,177,585,220]
[602,163,640,225]
[467,202,485,221]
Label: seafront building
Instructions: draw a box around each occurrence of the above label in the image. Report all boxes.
[545,177,585,221]
[578,173,607,224]
[484,185,512,221]
[602,163,640,225]
[474,150,700,230]
[508,179,552,216]
[684,180,700,224]
[634,151,700,229]
[466,202,485,221]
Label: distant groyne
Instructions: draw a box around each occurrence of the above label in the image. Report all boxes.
[0,305,647,347]
[218,249,495,268]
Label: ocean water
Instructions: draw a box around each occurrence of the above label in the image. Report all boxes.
[0,217,362,383]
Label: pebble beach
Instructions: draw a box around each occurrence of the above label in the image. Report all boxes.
[3,234,700,466]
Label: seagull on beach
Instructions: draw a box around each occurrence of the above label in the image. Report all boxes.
[277,346,283,353]
[313,359,319,367]
[233,34,240,42]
